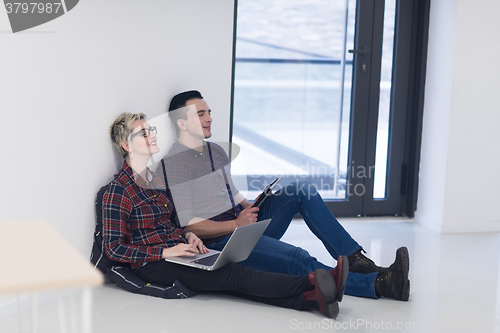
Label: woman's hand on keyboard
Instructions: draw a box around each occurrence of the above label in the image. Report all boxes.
[162,244,199,258]
[186,232,209,255]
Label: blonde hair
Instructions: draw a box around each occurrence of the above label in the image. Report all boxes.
[110,112,147,158]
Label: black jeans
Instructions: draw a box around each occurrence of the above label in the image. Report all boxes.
[137,261,313,311]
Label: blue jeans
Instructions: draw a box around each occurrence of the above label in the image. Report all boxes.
[207,180,378,299]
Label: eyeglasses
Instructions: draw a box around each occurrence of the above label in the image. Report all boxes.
[129,126,157,139]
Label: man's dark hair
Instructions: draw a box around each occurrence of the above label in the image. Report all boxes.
[168,90,203,111]
[168,90,204,136]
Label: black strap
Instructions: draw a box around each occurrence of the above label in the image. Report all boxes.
[160,159,177,223]
[207,142,237,217]
[161,159,168,186]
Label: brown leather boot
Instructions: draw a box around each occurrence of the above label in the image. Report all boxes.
[303,269,339,319]
[329,255,348,302]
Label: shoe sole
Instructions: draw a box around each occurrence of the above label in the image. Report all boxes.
[316,269,337,303]
[336,255,349,302]
[315,269,340,318]
[398,247,410,301]
[325,300,339,319]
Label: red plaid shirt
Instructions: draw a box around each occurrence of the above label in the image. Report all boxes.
[163,142,244,243]
[103,161,188,271]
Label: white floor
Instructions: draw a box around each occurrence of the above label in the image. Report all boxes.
[2,219,500,333]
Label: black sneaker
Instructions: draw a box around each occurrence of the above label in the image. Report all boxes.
[375,246,410,301]
[348,249,388,274]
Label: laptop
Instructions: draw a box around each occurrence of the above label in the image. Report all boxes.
[164,219,271,271]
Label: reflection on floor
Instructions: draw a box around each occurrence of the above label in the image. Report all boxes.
[2,219,500,333]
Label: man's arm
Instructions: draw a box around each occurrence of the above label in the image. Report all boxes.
[185,205,259,238]
[185,219,237,239]
[234,192,252,208]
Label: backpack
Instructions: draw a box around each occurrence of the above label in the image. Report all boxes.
[90,183,196,299]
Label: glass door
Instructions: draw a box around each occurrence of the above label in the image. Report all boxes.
[231,0,427,217]
[232,0,357,203]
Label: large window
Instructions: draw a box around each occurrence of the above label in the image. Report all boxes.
[231,0,430,217]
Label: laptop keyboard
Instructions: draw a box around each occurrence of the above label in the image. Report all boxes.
[192,253,220,266]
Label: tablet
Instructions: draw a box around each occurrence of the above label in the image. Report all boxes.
[252,177,282,208]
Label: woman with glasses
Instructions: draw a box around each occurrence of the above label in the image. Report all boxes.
[103,112,348,319]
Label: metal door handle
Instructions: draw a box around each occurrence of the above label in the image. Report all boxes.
[348,48,371,54]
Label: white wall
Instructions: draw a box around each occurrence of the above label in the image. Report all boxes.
[0,0,235,256]
[416,0,500,233]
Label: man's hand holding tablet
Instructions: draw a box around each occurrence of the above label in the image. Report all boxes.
[252,177,282,208]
